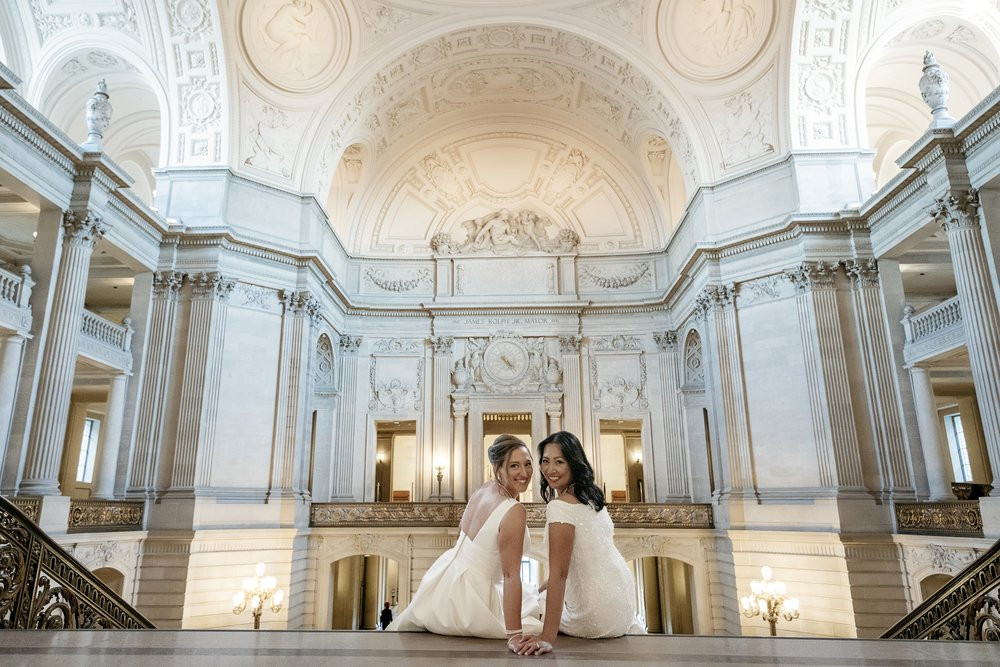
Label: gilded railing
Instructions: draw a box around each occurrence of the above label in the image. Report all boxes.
[68,499,145,533]
[881,537,999,640]
[895,501,984,537]
[0,495,153,629]
[311,501,713,529]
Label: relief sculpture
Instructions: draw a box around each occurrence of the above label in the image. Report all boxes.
[431,209,580,255]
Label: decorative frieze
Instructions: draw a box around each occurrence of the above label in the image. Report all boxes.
[310,501,712,528]
[369,358,423,413]
[430,209,580,255]
[338,335,363,354]
[430,336,453,354]
[372,338,423,354]
[364,266,432,292]
[580,263,651,290]
[895,501,983,537]
[653,330,678,351]
[68,500,145,533]
[591,335,642,352]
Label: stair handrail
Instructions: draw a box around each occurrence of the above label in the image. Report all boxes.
[881,537,1000,640]
[0,494,154,629]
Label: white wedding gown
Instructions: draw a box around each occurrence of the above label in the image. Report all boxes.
[545,499,646,638]
[388,497,543,638]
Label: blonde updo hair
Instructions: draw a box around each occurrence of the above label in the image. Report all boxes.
[487,434,529,479]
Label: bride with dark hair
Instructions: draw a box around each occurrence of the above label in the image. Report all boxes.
[388,434,541,647]
[516,431,645,655]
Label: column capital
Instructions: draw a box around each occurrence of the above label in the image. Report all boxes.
[62,210,107,247]
[653,330,678,350]
[338,334,362,354]
[544,393,562,416]
[152,271,184,299]
[786,261,838,292]
[842,259,879,290]
[430,336,454,354]
[933,188,981,232]
[281,289,322,321]
[694,283,736,319]
[559,335,582,354]
[451,395,469,417]
[190,272,235,300]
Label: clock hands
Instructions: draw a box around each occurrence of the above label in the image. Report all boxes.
[500,355,515,370]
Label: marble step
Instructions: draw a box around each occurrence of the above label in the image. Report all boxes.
[5,630,997,666]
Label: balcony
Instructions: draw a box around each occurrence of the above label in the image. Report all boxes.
[902,297,965,365]
[78,308,133,371]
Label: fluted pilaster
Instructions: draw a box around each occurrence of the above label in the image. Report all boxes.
[697,284,756,497]
[452,395,468,502]
[270,290,320,498]
[430,336,454,500]
[908,365,953,499]
[786,262,864,490]
[934,190,1000,483]
[332,334,362,498]
[654,330,689,500]
[559,335,584,437]
[0,333,27,461]
[128,271,183,497]
[169,272,234,493]
[844,259,914,498]
[21,211,106,495]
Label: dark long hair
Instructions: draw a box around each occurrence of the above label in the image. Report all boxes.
[537,431,605,512]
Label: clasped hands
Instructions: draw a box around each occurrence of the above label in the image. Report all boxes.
[507,633,553,656]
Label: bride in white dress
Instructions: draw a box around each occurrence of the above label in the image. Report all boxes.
[387,434,542,645]
[517,431,645,655]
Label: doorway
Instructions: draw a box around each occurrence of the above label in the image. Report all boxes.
[374,421,416,502]
[635,556,694,634]
[482,413,534,500]
[599,420,645,502]
[330,555,401,629]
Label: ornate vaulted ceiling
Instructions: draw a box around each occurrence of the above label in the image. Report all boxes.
[3,1,1000,257]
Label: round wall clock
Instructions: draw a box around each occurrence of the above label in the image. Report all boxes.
[482,339,529,384]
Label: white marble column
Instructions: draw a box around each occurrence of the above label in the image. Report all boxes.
[844,259,915,499]
[270,290,319,499]
[653,330,688,501]
[697,284,756,498]
[127,271,183,498]
[908,365,953,499]
[169,272,234,494]
[21,211,106,496]
[452,395,468,501]
[934,191,1000,487]
[0,332,27,462]
[332,335,362,499]
[92,371,129,499]
[430,336,454,500]
[786,262,865,491]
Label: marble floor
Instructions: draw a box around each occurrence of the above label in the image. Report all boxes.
[2,631,999,666]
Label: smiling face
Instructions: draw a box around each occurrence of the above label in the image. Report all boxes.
[497,445,533,495]
[540,442,572,493]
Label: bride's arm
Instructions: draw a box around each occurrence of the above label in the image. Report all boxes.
[497,503,528,640]
[520,522,573,655]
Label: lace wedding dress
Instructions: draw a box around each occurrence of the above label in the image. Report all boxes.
[545,499,646,638]
[388,497,543,638]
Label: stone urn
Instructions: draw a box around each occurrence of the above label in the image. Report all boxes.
[544,359,562,388]
[452,360,470,392]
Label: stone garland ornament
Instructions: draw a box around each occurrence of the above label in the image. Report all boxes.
[581,263,650,289]
[365,267,431,292]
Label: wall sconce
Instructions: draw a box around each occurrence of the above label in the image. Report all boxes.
[232,562,284,629]
[435,462,446,500]
[740,565,800,636]
[634,450,642,465]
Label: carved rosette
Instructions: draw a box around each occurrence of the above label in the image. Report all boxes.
[932,189,981,233]
[190,272,235,301]
[152,271,184,300]
[842,259,880,290]
[62,210,108,248]
[654,330,678,351]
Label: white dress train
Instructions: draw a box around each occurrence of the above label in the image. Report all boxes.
[388,498,543,638]
[545,499,646,638]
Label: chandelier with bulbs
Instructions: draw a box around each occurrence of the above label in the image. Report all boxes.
[232,561,284,629]
[740,565,800,636]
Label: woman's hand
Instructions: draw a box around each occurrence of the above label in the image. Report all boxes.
[506,633,529,653]
[515,636,553,655]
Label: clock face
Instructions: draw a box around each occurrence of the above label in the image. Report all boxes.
[482,340,529,383]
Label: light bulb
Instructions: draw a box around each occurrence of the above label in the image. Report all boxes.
[232,592,244,607]
[786,598,799,612]
[761,566,772,580]
[273,590,284,607]
[751,580,762,595]
[775,582,786,595]
[758,599,767,615]
[243,577,254,591]
[740,596,750,611]
[251,594,261,611]
[264,576,276,591]
[255,562,266,577]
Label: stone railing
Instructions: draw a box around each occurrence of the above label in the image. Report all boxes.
[902,297,965,364]
[0,494,153,628]
[0,264,33,332]
[68,499,145,533]
[78,309,134,371]
[881,536,999,640]
[311,502,713,529]
[894,500,983,537]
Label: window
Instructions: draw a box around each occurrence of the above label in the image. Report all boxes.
[944,413,972,482]
[520,557,539,589]
[76,417,100,483]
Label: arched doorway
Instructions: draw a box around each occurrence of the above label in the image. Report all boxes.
[330,555,401,629]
